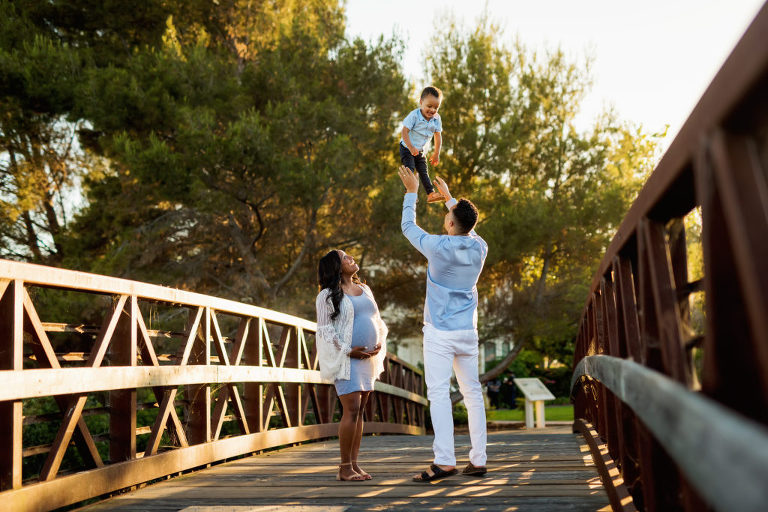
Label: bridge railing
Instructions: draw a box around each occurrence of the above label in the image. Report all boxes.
[571,3,768,512]
[0,259,426,511]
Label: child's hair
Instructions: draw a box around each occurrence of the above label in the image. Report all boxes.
[453,198,479,233]
[420,86,443,101]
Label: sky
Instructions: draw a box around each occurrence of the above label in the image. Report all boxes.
[344,0,765,149]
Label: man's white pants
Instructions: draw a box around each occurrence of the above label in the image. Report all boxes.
[423,325,487,467]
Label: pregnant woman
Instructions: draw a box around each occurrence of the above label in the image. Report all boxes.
[315,249,388,482]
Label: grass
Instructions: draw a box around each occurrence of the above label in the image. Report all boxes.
[487,404,574,422]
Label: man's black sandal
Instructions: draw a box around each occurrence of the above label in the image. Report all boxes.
[413,463,458,482]
[462,462,488,476]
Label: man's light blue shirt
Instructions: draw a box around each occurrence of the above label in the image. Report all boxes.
[401,108,442,150]
[401,193,488,331]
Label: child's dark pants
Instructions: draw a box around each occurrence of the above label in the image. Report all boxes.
[399,144,435,194]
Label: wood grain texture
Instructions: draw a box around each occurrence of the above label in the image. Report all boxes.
[77,427,609,512]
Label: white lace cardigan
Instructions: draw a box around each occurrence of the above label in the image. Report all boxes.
[314,284,388,382]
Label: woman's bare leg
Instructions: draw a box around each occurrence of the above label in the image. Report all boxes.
[351,391,372,478]
[338,392,364,480]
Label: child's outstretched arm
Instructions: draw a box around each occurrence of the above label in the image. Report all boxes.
[431,132,442,166]
[401,127,420,156]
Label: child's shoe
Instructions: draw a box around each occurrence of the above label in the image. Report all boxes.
[427,191,444,203]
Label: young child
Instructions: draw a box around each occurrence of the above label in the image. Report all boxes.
[400,86,444,203]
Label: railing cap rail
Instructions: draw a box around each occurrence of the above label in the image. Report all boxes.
[0,259,316,330]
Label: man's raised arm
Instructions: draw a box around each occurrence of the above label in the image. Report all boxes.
[398,166,440,257]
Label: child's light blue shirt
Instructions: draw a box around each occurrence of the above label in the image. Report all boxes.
[400,108,442,151]
[401,193,488,331]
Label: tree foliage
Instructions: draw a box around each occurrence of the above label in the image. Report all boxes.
[0,3,662,371]
[378,15,662,370]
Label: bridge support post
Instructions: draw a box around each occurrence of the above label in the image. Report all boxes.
[0,280,22,490]
[109,295,137,462]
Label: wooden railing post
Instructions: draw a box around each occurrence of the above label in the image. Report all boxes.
[109,295,138,462]
[242,318,264,432]
[281,326,301,427]
[186,307,211,444]
[0,280,23,490]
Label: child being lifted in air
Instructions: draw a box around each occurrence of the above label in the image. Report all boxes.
[400,86,444,203]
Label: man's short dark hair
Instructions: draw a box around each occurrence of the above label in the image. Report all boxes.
[453,198,478,233]
[420,86,443,101]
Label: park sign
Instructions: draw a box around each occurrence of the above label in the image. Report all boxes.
[514,378,556,428]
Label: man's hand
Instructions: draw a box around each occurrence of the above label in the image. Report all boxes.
[398,165,420,193]
[430,153,440,166]
[433,175,452,202]
[409,146,419,156]
[349,346,372,359]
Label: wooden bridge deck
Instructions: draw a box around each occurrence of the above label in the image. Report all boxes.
[80,426,609,512]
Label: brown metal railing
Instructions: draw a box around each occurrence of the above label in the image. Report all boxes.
[571,3,768,512]
[0,259,426,511]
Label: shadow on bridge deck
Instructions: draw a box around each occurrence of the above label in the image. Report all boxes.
[79,426,609,512]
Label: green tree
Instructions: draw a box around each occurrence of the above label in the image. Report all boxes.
[373,15,662,382]
[65,1,408,313]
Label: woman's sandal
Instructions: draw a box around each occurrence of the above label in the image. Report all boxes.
[352,460,372,480]
[412,463,458,482]
[336,462,366,481]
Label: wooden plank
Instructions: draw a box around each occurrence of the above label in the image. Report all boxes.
[87,295,129,367]
[39,395,89,481]
[641,219,691,385]
[137,308,188,452]
[573,354,768,512]
[613,257,642,363]
[110,295,137,463]
[67,430,608,511]
[0,365,341,400]
[242,318,265,433]
[187,308,211,445]
[0,279,23,490]
[280,326,301,427]
[0,259,316,331]
[0,423,424,512]
[144,388,180,456]
[573,419,637,511]
[83,497,612,512]
[94,486,605,499]
[144,475,604,487]
[599,278,622,463]
[40,294,134,480]
[23,290,104,468]
[707,130,768,411]
[209,311,230,367]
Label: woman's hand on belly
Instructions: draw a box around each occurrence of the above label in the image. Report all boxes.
[349,346,373,359]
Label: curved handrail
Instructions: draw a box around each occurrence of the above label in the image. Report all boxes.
[0,259,426,511]
[571,355,768,512]
[572,3,768,511]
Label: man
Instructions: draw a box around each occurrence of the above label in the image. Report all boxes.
[397,166,489,482]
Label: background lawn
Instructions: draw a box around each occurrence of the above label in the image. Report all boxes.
[487,405,574,422]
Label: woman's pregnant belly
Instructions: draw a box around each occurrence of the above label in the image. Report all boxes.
[351,316,378,351]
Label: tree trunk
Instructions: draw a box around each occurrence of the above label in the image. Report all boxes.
[450,339,526,405]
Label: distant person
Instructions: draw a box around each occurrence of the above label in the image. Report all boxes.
[501,375,517,409]
[398,167,489,482]
[487,378,501,409]
[400,86,444,203]
[315,250,387,482]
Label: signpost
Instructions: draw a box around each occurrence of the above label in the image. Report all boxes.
[513,378,555,428]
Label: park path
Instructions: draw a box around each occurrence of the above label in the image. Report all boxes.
[80,426,609,512]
